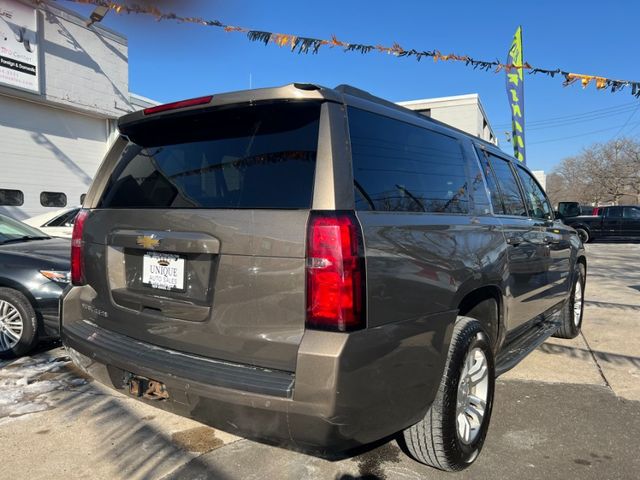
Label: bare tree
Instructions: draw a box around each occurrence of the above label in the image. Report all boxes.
[621,139,640,203]
[554,155,604,204]
[551,137,640,205]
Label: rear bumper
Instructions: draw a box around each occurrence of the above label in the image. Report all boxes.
[62,308,453,453]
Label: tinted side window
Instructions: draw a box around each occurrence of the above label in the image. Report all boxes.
[478,151,505,214]
[40,192,67,208]
[606,207,622,218]
[349,107,470,213]
[623,206,640,219]
[516,167,552,220]
[0,189,24,206]
[487,154,526,216]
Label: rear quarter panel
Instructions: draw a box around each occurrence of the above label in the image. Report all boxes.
[357,212,507,328]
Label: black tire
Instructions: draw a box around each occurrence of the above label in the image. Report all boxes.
[0,288,39,359]
[553,263,586,339]
[575,227,590,244]
[402,317,495,471]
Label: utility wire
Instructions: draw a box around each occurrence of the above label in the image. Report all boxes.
[526,107,640,132]
[528,120,640,145]
[609,102,640,140]
[494,102,639,129]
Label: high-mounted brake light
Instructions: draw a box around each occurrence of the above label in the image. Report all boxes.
[71,209,90,286]
[143,95,213,115]
[306,211,366,332]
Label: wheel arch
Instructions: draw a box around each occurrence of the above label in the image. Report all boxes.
[577,254,587,273]
[455,285,503,353]
[0,277,42,327]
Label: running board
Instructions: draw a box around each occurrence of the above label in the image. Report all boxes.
[495,314,561,377]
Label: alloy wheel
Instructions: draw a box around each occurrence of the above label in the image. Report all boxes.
[456,347,489,445]
[574,280,584,327]
[0,300,23,352]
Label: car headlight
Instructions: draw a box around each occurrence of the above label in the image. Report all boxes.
[40,270,71,284]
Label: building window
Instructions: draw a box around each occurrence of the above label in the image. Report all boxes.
[0,189,24,206]
[40,192,67,208]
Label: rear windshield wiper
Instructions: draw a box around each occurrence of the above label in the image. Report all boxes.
[1,236,51,245]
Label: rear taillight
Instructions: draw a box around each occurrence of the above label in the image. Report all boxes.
[306,211,366,332]
[143,95,213,115]
[71,209,89,286]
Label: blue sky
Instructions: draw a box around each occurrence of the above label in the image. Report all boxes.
[66,0,640,172]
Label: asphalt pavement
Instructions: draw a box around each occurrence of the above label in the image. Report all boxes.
[1,241,638,480]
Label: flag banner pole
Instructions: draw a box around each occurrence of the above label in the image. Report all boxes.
[506,26,526,163]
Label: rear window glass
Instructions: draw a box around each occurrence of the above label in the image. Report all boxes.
[100,102,321,209]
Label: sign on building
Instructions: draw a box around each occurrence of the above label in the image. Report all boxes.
[0,0,39,93]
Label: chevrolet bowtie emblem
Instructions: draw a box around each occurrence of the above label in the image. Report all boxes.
[136,235,160,249]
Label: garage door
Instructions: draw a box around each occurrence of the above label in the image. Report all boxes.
[0,94,111,219]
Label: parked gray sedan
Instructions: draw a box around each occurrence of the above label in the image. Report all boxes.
[61,83,586,471]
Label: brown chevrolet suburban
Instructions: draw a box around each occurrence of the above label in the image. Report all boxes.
[61,83,586,471]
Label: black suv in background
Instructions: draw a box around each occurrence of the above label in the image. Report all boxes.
[61,84,586,471]
[559,204,640,243]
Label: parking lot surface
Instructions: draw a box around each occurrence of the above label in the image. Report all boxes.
[1,242,639,480]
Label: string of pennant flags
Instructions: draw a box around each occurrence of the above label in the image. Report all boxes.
[63,0,640,98]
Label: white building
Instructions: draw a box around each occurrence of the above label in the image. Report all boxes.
[398,94,498,146]
[531,170,546,190]
[0,0,155,219]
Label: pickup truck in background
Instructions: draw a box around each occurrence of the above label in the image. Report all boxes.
[557,202,596,218]
[559,203,640,243]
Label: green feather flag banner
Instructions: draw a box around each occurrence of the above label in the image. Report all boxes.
[63,0,640,98]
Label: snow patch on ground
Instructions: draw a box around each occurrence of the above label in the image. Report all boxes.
[0,350,88,424]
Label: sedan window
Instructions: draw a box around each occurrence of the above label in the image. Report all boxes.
[0,215,49,244]
[45,209,80,227]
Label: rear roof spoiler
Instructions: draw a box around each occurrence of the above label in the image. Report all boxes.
[118,83,340,131]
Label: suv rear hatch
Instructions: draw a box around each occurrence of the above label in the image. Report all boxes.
[79,100,322,372]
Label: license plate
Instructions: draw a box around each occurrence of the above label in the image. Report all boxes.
[142,252,185,291]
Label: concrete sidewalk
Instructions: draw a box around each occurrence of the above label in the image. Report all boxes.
[162,381,640,480]
[1,242,638,480]
[503,241,640,403]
